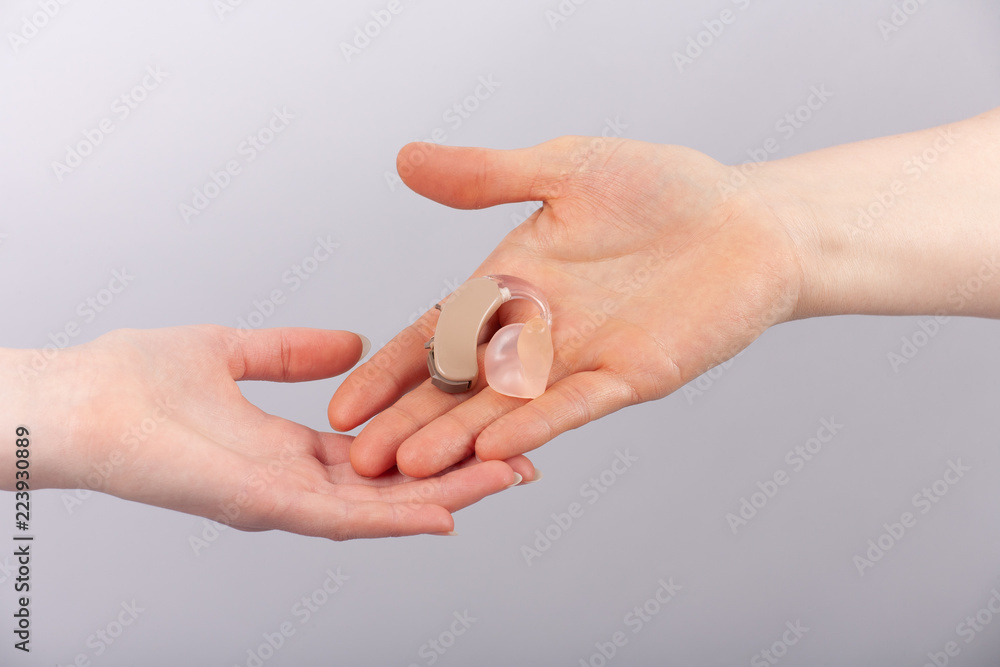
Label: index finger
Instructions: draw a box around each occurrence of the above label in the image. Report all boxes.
[327,310,440,432]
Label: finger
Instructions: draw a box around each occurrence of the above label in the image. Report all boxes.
[328,314,437,433]
[347,326,572,478]
[474,370,639,461]
[311,431,355,467]
[345,333,522,478]
[330,140,580,429]
[346,376,486,478]
[280,494,455,540]
[326,433,535,491]
[424,452,538,487]
[328,277,539,435]
[228,328,367,382]
[394,388,529,478]
[335,459,521,512]
[395,138,579,210]
[504,455,539,483]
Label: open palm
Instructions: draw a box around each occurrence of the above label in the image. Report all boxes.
[50,325,531,539]
[330,137,804,478]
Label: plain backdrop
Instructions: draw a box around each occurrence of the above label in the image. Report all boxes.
[2,1,1000,665]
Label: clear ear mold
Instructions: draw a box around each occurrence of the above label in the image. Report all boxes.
[483,277,553,399]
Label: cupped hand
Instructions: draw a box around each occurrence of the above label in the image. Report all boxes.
[39,325,532,539]
[329,136,806,479]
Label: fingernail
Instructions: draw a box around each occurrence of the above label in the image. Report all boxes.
[520,469,543,485]
[357,334,371,360]
[432,531,459,537]
[508,473,523,488]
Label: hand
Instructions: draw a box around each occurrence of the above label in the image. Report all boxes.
[2,326,533,539]
[329,136,804,478]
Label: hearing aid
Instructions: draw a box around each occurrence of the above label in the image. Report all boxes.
[425,275,553,399]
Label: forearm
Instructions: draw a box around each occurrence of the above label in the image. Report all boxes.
[755,107,1000,320]
[0,347,90,491]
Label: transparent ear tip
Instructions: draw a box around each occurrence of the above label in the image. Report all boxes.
[485,317,553,399]
[517,317,552,378]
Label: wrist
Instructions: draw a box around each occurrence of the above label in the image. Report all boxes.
[747,110,1000,322]
[742,158,843,321]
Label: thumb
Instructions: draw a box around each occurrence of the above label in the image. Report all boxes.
[395,139,575,210]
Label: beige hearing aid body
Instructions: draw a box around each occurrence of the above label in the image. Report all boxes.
[425,276,553,399]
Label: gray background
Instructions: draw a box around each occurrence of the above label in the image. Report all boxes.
[2,0,1000,665]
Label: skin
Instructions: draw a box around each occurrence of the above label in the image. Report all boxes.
[0,326,535,540]
[331,106,1000,479]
